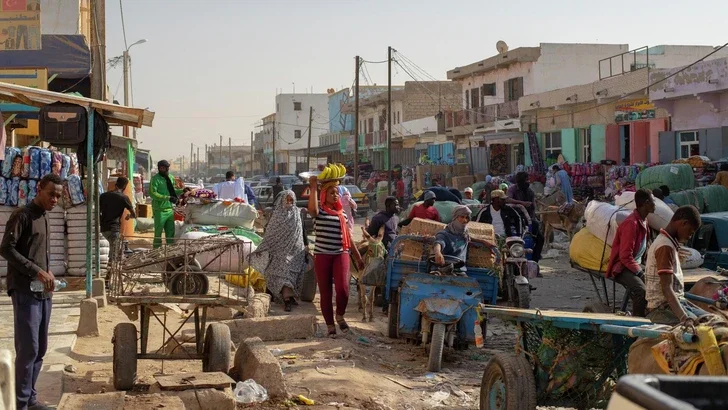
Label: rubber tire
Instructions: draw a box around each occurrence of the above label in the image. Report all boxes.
[300,267,317,302]
[113,323,138,391]
[583,302,611,313]
[480,353,537,410]
[427,323,447,373]
[168,273,209,295]
[388,291,399,339]
[202,323,232,373]
[514,283,531,309]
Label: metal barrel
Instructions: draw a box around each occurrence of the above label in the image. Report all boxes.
[599,324,696,343]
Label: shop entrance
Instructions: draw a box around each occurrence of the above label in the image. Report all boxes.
[620,125,631,165]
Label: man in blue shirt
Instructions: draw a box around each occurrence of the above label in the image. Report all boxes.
[366,196,400,249]
[433,205,494,273]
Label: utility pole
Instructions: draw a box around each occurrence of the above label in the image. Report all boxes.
[229,137,232,170]
[250,131,254,177]
[387,46,393,195]
[219,135,223,174]
[190,143,193,176]
[272,122,277,175]
[204,144,208,176]
[306,106,313,172]
[196,146,200,176]
[89,0,106,101]
[354,56,360,183]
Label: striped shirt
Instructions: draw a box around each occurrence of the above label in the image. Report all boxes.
[645,230,684,310]
[313,210,348,255]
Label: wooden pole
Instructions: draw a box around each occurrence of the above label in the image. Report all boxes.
[306,105,313,172]
[354,56,360,183]
[387,46,393,195]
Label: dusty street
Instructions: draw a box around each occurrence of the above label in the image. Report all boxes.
[58,237,616,410]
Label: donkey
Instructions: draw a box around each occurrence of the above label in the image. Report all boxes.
[540,199,587,249]
[352,224,387,322]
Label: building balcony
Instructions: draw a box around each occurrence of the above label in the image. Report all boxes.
[445,100,519,130]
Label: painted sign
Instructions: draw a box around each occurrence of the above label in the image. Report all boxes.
[615,98,655,122]
[0,0,41,51]
[0,67,46,88]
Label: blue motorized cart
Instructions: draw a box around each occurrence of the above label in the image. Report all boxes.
[385,235,499,372]
[478,306,709,410]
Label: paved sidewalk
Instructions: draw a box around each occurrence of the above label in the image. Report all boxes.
[0,290,86,408]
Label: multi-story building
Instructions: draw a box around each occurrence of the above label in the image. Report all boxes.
[254,113,275,175]
[273,93,329,173]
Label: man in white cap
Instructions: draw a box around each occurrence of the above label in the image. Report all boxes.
[463,187,474,200]
[407,190,440,222]
[475,189,522,238]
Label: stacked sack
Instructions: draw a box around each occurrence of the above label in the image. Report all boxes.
[615,192,674,231]
[66,205,110,276]
[0,206,66,278]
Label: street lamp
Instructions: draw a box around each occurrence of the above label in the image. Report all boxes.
[123,39,148,138]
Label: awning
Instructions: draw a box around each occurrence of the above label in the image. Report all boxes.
[470,131,524,146]
[110,134,138,149]
[0,82,154,128]
[0,35,91,79]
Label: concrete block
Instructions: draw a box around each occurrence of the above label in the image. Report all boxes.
[243,293,270,318]
[76,298,99,337]
[232,337,288,399]
[225,314,316,343]
[146,385,234,410]
[207,306,236,321]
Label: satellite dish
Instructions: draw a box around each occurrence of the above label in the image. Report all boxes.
[496,41,509,54]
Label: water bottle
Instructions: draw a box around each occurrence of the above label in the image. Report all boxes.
[474,319,484,348]
[30,279,67,293]
[233,379,269,403]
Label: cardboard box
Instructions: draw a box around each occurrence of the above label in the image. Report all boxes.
[467,245,496,268]
[400,218,446,236]
[451,176,474,191]
[400,238,430,261]
[136,204,151,218]
[467,221,496,244]
[453,163,470,176]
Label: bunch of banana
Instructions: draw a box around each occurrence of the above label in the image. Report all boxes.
[319,163,347,180]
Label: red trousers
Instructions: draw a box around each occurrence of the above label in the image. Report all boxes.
[314,253,350,326]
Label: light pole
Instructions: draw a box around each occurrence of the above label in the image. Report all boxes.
[123,38,148,138]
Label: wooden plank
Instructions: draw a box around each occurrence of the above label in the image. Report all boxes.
[481,305,651,326]
[58,392,125,410]
[155,372,235,391]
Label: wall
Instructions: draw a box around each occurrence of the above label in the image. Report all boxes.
[328,89,353,134]
[403,81,461,121]
[275,94,329,151]
[455,61,536,108]
[669,95,728,130]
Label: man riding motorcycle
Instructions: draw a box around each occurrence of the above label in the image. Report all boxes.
[475,190,524,238]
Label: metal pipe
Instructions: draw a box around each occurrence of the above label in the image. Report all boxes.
[599,324,696,343]
[85,108,96,298]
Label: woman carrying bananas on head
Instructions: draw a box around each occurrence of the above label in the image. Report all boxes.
[308,164,364,337]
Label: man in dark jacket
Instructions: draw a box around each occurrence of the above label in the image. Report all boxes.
[475,190,522,237]
[507,171,544,262]
[1,174,63,410]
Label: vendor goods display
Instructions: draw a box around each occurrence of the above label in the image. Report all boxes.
[615,192,674,231]
[584,201,630,246]
[466,221,496,244]
[178,229,258,272]
[186,202,258,229]
[467,245,496,268]
[670,185,728,213]
[635,163,694,192]
[569,229,611,272]
[605,164,646,197]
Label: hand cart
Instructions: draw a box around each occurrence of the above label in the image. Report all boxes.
[107,235,254,391]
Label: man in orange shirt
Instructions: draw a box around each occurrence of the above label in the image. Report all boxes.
[407,190,440,222]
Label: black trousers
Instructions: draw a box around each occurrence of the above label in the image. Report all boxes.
[12,291,52,410]
[614,270,647,317]
[530,219,545,262]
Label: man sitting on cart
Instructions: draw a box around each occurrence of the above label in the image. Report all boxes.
[645,205,711,325]
[433,205,495,274]
[606,189,654,317]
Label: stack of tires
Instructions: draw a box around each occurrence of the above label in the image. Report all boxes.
[66,205,110,277]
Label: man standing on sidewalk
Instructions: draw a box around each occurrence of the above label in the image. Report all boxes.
[150,160,183,248]
[99,176,136,274]
[0,173,63,410]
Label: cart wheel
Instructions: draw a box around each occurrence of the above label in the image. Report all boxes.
[203,323,232,373]
[583,302,610,313]
[480,353,537,410]
[427,323,447,372]
[169,273,209,295]
[112,323,138,391]
[514,284,530,309]
[388,291,399,339]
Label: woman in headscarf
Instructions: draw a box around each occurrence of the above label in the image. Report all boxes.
[339,185,357,233]
[250,190,308,311]
[308,176,364,337]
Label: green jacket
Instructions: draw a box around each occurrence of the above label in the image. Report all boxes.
[150,173,183,211]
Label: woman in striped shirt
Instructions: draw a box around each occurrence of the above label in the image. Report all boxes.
[308,175,364,337]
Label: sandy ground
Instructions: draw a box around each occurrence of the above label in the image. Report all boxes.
[63,223,615,410]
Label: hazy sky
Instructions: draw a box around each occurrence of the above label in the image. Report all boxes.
[104,0,728,162]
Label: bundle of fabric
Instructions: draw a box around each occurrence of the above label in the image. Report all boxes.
[583,201,630,246]
[1,147,21,178]
[636,163,695,192]
[569,229,611,271]
[615,192,674,231]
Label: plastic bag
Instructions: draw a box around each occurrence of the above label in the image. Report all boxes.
[233,379,268,403]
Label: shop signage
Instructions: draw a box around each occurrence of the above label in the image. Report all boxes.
[615,98,655,122]
[0,67,46,88]
[0,0,41,50]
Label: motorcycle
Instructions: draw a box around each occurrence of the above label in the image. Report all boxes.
[499,205,539,309]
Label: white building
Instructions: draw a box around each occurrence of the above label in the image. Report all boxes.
[273,93,329,173]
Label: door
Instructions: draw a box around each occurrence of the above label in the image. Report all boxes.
[605,124,620,163]
[647,119,667,163]
[658,131,676,163]
[629,122,649,164]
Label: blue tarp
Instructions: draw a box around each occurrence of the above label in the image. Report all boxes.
[0,35,90,78]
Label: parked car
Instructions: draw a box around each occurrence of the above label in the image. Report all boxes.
[253,185,275,208]
[268,175,301,189]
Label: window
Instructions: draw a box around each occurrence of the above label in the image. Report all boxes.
[482,83,496,96]
[679,131,699,158]
[294,130,302,139]
[543,131,562,157]
[470,87,480,108]
[294,102,302,111]
[465,90,470,109]
[580,128,591,163]
[504,77,524,102]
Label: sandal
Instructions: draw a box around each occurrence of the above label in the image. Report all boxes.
[284,298,293,312]
[327,325,337,338]
[336,316,350,333]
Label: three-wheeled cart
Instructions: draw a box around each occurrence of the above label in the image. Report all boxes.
[107,235,253,390]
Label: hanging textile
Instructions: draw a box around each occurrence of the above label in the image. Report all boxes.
[527,132,545,173]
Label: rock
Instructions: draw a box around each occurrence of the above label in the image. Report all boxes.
[64,365,77,373]
[76,298,99,337]
[144,386,234,410]
[225,314,316,342]
[207,307,236,321]
[244,293,271,318]
[231,337,289,399]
